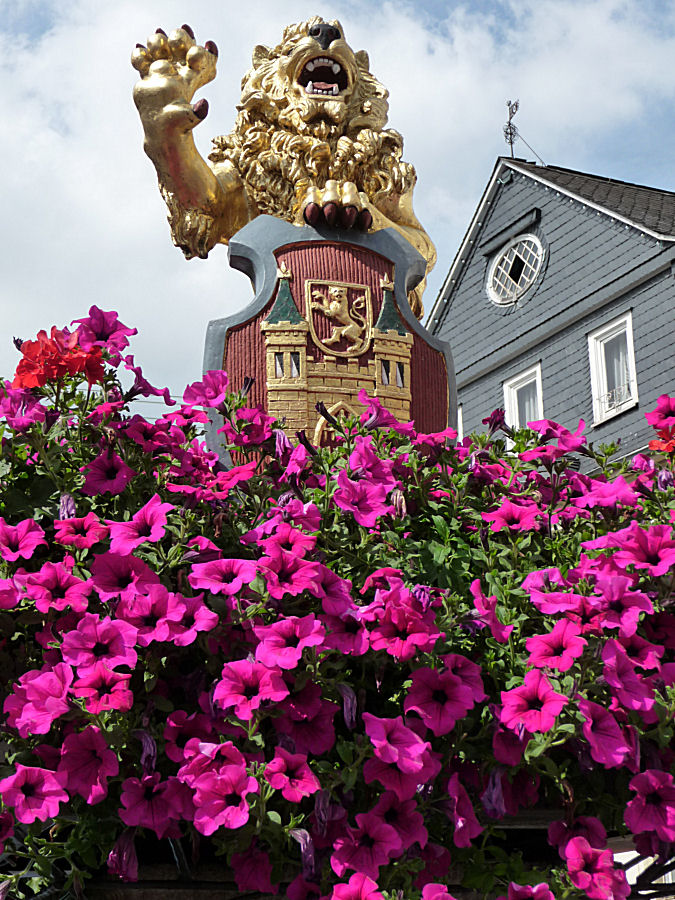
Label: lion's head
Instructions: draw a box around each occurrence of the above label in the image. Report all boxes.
[210,17,416,222]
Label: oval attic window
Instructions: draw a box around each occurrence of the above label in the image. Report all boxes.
[487,234,544,306]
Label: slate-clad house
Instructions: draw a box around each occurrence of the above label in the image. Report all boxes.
[427,157,675,458]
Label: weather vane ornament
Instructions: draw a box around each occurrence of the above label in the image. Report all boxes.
[503,99,519,158]
[131,18,455,444]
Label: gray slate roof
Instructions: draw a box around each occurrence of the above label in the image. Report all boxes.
[511,160,675,237]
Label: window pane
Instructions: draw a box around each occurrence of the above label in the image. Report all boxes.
[516,380,538,426]
[274,352,284,377]
[290,352,300,378]
[604,332,628,397]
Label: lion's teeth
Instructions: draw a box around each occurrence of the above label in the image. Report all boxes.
[332,84,338,94]
[332,62,340,74]
[307,81,314,93]
[306,60,315,72]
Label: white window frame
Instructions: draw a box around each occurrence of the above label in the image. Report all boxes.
[503,363,544,430]
[456,404,464,441]
[588,312,638,426]
[487,234,545,307]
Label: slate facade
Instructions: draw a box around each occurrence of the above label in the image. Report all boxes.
[427,158,675,460]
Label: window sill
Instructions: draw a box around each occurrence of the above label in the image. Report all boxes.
[591,398,638,428]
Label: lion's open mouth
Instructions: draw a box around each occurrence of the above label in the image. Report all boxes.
[297,56,349,96]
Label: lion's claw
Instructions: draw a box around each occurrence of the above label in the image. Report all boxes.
[301,180,370,231]
[204,40,218,57]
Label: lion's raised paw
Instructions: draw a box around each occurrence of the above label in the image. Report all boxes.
[131,26,218,124]
[302,181,373,232]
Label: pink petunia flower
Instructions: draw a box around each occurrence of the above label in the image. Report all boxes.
[577,698,632,768]
[23,561,91,614]
[54,512,109,549]
[583,521,675,576]
[602,641,655,715]
[363,751,441,802]
[4,663,73,737]
[274,683,339,755]
[625,770,675,841]
[183,370,229,409]
[371,791,428,856]
[192,767,259,835]
[115,584,185,646]
[213,659,289,720]
[80,450,136,496]
[0,765,68,823]
[60,613,138,673]
[548,816,607,858]
[57,725,119,804]
[482,498,540,532]
[525,620,587,672]
[333,470,394,529]
[107,493,174,555]
[422,885,459,900]
[90,552,160,601]
[497,883,555,900]
[71,662,133,713]
[445,772,483,847]
[107,829,138,882]
[331,873,385,900]
[258,548,322,600]
[469,580,513,643]
[119,773,187,838]
[362,713,430,774]
[404,666,476,736]
[188,557,257,596]
[231,843,278,895]
[500,670,568,734]
[645,394,675,430]
[331,811,400,880]
[254,614,325,670]
[564,837,629,900]
[169,594,219,646]
[0,517,46,562]
[265,747,320,802]
[72,305,137,353]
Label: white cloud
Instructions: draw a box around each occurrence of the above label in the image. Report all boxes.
[1,0,675,395]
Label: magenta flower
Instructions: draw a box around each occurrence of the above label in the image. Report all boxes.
[71,662,133,713]
[119,773,185,839]
[73,305,137,352]
[265,747,320,801]
[163,711,214,763]
[0,382,46,431]
[334,470,393,528]
[469,579,513,643]
[107,829,138,883]
[169,594,219,646]
[404,666,476,736]
[358,388,416,435]
[219,405,274,445]
[577,698,631,768]
[602,641,655,715]
[274,683,339,755]
[482,498,540,532]
[499,670,568,734]
[646,393,675,429]
[60,613,138,673]
[525,620,587,672]
[363,751,441,802]
[371,792,428,856]
[57,726,119,804]
[445,773,483,847]
[116,584,185,645]
[0,577,21,610]
[572,475,638,510]
[322,611,370,656]
[548,817,607,858]
[583,521,675,576]
[24,562,91,614]
[331,811,400,879]
[0,765,68,823]
[0,517,46,562]
[90,552,159,601]
[183,370,229,408]
[497,884,555,900]
[258,549,322,600]
[422,885,459,900]
[192,767,259,835]
[80,450,136,496]
[625,770,675,841]
[362,713,430,774]
[107,493,174,555]
[254,614,325,670]
[231,843,278,895]
[4,663,73,737]
[188,557,257,596]
[564,837,629,900]
[213,658,289,720]
[54,512,109,549]
[331,873,385,900]
[258,523,317,558]
[592,575,653,637]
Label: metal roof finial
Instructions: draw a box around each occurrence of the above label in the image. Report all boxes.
[503,99,519,158]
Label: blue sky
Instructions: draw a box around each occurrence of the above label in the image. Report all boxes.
[2,0,675,401]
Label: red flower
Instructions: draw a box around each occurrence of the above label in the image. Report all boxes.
[13,326,103,389]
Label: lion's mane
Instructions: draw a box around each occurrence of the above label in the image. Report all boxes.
[209,17,417,221]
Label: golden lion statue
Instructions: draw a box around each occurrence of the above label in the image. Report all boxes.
[131,17,435,317]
